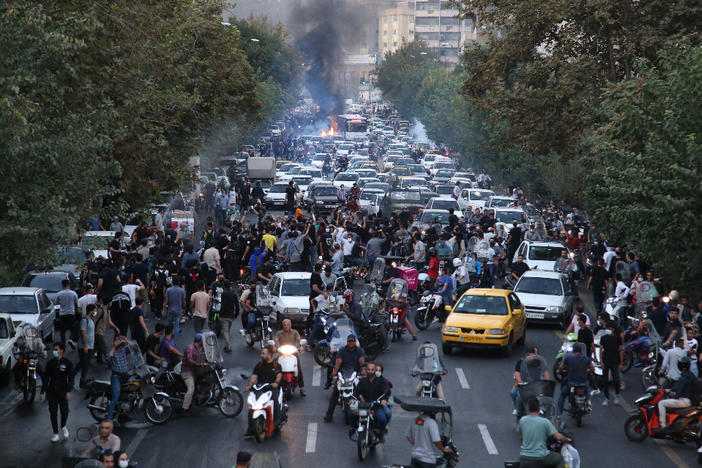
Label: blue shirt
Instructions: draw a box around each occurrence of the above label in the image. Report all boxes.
[438,275,453,301]
[109,345,134,374]
[165,286,185,314]
[332,250,344,275]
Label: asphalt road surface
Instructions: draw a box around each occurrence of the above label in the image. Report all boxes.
[0,210,697,468]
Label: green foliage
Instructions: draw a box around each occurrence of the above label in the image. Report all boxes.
[582,40,702,291]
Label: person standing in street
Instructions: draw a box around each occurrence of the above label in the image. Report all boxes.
[163,278,186,341]
[56,280,79,347]
[235,451,252,468]
[219,281,238,354]
[39,342,73,442]
[129,298,149,352]
[190,280,210,334]
[75,304,97,387]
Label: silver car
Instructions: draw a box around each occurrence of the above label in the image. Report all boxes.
[0,287,56,342]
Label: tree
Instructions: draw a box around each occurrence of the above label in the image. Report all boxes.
[582,39,702,291]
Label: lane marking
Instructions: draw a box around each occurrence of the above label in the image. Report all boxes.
[126,428,148,456]
[312,364,321,387]
[305,422,318,453]
[456,368,470,389]
[477,424,498,455]
[619,397,689,468]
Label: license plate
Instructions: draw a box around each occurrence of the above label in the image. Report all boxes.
[526,312,544,319]
[461,335,481,343]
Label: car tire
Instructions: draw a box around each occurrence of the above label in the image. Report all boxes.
[518,329,526,346]
[0,359,10,387]
[442,342,453,355]
[503,333,514,357]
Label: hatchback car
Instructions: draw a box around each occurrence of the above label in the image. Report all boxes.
[0,287,56,342]
[513,241,568,271]
[266,273,312,329]
[513,271,574,327]
[442,289,526,356]
[20,271,78,302]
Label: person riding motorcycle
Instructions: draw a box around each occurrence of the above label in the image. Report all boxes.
[384,280,417,341]
[413,341,448,400]
[12,324,47,387]
[518,397,572,468]
[352,362,391,442]
[274,319,306,397]
[452,257,471,299]
[245,345,282,428]
[511,346,551,416]
[556,342,595,415]
[342,289,364,331]
[182,333,208,412]
[655,356,697,433]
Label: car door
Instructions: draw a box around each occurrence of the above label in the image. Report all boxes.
[508,293,526,337]
[561,277,573,312]
[268,277,281,312]
[37,292,55,339]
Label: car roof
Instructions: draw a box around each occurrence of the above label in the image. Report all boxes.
[0,287,41,296]
[524,241,567,248]
[24,271,70,277]
[463,288,512,297]
[84,231,117,236]
[432,197,458,202]
[520,270,567,280]
[274,272,311,279]
[422,209,450,215]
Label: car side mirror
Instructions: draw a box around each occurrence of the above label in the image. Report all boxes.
[513,308,523,315]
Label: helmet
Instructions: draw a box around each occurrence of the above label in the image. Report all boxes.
[452,258,462,267]
[194,333,203,342]
[343,289,353,300]
[678,356,691,372]
[428,247,437,257]
[669,290,680,302]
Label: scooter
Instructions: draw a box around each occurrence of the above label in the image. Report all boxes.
[278,341,306,401]
[245,382,287,443]
[624,385,702,459]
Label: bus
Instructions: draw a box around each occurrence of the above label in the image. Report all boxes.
[337,114,368,140]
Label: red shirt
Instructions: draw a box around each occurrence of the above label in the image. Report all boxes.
[428,256,439,279]
[566,237,582,251]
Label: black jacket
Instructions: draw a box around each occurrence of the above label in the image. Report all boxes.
[42,357,74,397]
[356,376,389,403]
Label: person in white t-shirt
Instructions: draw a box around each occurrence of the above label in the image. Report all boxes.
[77,284,98,317]
[122,279,145,308]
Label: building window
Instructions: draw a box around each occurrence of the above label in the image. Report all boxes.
[409,29,414,35]
[409,17,414,23]
[383,42,388,47]
[393,42,398,47]
[383,30,387,35]
[383,17,388,23]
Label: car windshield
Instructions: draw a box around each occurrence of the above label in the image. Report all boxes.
[453,295,508,315]
[490,198,513,208]
[81,235,112,250]
[435,170,453,177]
[365,183,389,191]
[314,187,337,196]
[515,278,563,296]
[431,199,458,210]
[436,186,454,195]
[336,174,358,181]
[528,246,563,261]
[303,170,322,178]
[292,177,312,185]
[467,191,492,200]
[390,191,421,201]
[0,295,37,314]
[269,185,287,193]
[495,211,524,223]
[420,212,450,224]
[23,275,64,293]
[281,278,310,296]
[392,167,412,176]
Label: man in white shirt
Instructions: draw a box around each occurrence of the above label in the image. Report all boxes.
[203,245,222,273]
[603,246,616,270]
[661,339,687,382]
[614,273,630,308]
[77,284,98,317]
[121,279,145,308]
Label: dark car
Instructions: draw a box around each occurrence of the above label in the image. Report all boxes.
[380,190,425,215]
[306,184,340,213]
[20,271,78,302]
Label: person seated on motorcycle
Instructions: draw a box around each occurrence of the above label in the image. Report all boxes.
[436,238,452,258]
[413,341,448,400]
[106,335,138,421]
[662,308,685,349]
[182,333,208,413]
[240,281,257,334]
[325,334,366,421]
[245,345,282,426]
[342,289,364,331]
[436,267,454,309]
[12,324,46,387]
[405,407,455,468]
[427,248,440,281]
[661,338,687,384]
[556,342,595,415]
[511,346,551,416]
[384,293,417,341]
[353,362,391,442]
[655,356,697,433]
[553,249,575,275]
[518,397,572,468]
[84,419,121,456]
[274,319,306,396]
[257,256,276,284]
[381,258,401,287]
[452,257,471,300]
[510,254,530,284]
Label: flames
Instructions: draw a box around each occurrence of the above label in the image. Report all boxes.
[320,115,338,137]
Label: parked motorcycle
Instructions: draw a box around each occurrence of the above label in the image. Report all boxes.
[624,385,702,457]
[386,278,409,342]
[85,342,172,425]
[246,382,287,443]
[278,341,306,401]
[154,332,243,417]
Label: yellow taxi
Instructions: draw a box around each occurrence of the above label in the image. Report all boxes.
[441,288,526,356]
[360,162,379,171]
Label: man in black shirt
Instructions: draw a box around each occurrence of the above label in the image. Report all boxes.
[587,258,609,313]
[325,335,366,421]
[506,221,522,266]
[648,297,667,337]
[598,321,623,405]
[145,322,166,366]
[97,261,120,302]
[245,345,282,428]
[39,342,74,442]
[662,308,684,347]
[219,281,239,353]
[354,362,391,441]
[576,315,594,358]
[285,181,297,213]
[510,255,530,282]
[257,256,276,283]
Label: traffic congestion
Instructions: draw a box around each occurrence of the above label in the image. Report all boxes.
[1,100,700,468]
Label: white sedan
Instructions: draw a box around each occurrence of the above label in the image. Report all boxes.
[425,197,464,218]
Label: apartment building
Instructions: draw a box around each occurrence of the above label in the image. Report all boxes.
[413,0,475,65]
[377,2,416,58]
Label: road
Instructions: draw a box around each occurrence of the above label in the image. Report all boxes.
[0,211,698,468]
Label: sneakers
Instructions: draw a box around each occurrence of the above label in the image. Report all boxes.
[620,382,626,391]
[602,399,609,406]
[323,414,332,423]
[51,433,61,443]
[590,389,601,396]
[300,389,307,397]
[512,409,518,416]
[61,427,69,439]
[614,396,620,405]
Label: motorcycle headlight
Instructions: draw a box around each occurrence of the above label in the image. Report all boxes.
[278,345,298,356]
[220,368,228,376]
[488,328,506,335]
[443,326,459,333]
[247,393,256,406]
[358,408,369,417]
[569,252,575,260]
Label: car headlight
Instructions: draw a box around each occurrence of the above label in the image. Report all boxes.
[443,326,459,333]
[546,306,563,313]
[488,328,506,335]
[284,308,301,315]
[316,201,324,204]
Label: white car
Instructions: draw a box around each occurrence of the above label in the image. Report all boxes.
[332,172,360,188]
[457,188,495,211]
[358,189,385,212]
[270,125,282,136]
[485,196,515,209]
[290,175,313,194]
[513,241,568,271]
[425,197,464,218]
[492,208,529,239]
[399,177,428,190]
[0,313,19,384]
[336,143,354,156]
[266,273,312,328]
[513,270,574,326]
[0,287,57,342]
[300,168,325,184]
[265,182,295,208]
[81,231,117,259]
[311,154,327,169]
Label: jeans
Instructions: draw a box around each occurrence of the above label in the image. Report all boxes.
[309,315,325,343]
[193,316,206,333]
[658,398,691,428]
[410,459,437,468]
[246,312,257,334]
[602,364,620,399]
[182,371,195,410]
[348,404,391,431]
[48,396,69,433]
[557,382,589,414]
[519,451,565,468]
[510,386,519,411]
[167,311,181,342]
[221,318,234,348]
[107,374,123,420]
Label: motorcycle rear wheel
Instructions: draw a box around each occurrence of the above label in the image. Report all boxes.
[88,394,109,422]
[414,310,431,330]
[624,414,648,442]
[357,431,369,461]
[144,395,172,425]
[621,351,633,373]
[314,343,333,368]
[254,417,267,443]
[218,387,244,417]
[23,377,36,404]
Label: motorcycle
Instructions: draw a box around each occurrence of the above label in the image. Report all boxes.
[564,384,589,427]
[552,333,578,384]
[516,380,562,431]
[414,290,451,331]
[245,382,287,443]
[337,370,360,424]
[154,332,243,417]
[624,385,702,457]
[350,394,387,461]
[85,342,172,425]
[386,278,410,342]
[15,350,39,404]
[412,342,444,399]
[244,285,277,349]
[277,341,306,402]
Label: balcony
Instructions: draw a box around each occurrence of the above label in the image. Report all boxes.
[414,25,441,33]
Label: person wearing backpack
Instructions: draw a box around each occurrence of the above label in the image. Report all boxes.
[151,260,170,319]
